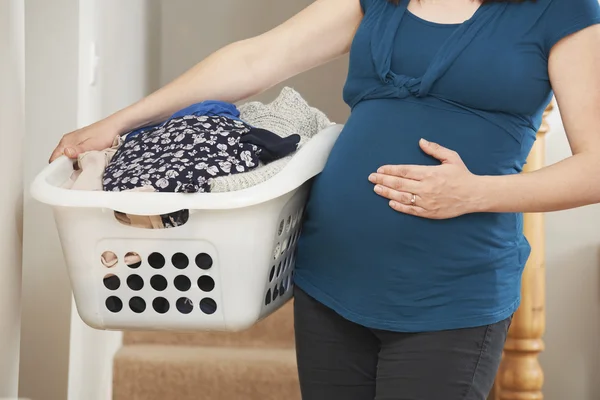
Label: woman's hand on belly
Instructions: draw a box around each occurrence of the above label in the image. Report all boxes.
[368,139,485,219]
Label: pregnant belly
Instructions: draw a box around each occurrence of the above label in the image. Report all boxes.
[301,99,525,264]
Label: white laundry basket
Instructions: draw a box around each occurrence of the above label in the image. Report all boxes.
[31,124,343,332]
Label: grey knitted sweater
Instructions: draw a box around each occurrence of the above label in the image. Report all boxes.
[209,87,332,193]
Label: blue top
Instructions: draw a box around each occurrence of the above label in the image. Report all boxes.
[294,0,600,332]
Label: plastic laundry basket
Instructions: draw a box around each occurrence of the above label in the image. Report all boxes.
[30,124,343,332]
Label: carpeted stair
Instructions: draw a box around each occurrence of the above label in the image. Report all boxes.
[112,301,300,400]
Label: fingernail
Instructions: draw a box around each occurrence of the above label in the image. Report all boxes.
[368,174,376,182]
[374,185,382,194]
[377,167,384,173]
[420,138,428,145]
[65,147,76,157]
[390,201,398,208]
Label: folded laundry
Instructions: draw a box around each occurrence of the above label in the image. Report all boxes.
[240,128,300,163]
[62,88,330,231]
[62,135,122,190]
[103,115,299,194]
[209,155,293,193]
[238,87,332,145]
[114,209,189,230]
[209,87,332,193]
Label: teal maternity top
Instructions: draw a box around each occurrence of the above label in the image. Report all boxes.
[294,0,600,332]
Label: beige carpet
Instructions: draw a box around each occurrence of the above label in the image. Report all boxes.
[113,301,300,400]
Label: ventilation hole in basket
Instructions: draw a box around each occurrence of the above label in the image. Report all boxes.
[148,252,166,269]
[265,290,272,306]
[286,215,292,233]
[176,297,194,314]
[129,297,146,313]
[172,253,189,269]
[174,275,192,292]
[195,253,213,270]
[282,238,289,256]
[292,213,298,229]
[150,275,168,291]
[153,297,170,314]
[280,282,286,295]
[103,274,120,290]
[127,275,144,291]
[273,286,279,301]
[276,262,282,278]
[273,243,281,260]
[200,298,217,315]
[269,266,275,282]
[101,251,118,268]
[124,252,142,268]
[106,296,123,313]
[278,219,285,236]
[198,276,215,292]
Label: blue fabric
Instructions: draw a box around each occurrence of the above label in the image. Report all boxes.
[239,128,300,163]
[295,0,600,332]
[125,101,241,141]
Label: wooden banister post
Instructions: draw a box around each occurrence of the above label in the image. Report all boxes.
[495,102,553,400]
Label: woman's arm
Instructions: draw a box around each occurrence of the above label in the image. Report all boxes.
[478,24,600,213]
[50,0,363,162]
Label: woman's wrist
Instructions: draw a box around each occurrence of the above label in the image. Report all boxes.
[469,175,497,214]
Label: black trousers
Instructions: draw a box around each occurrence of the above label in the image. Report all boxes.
[293,286,512,400]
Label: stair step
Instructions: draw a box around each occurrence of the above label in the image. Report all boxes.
[113,344,301,400]
[123,300,294,349]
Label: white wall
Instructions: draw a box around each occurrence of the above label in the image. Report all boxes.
[0,0,25,397]
[21,1,157,400]
[540,108,600,400]
[20,1,79,399]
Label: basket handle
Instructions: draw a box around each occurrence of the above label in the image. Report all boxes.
[30,124,344,213]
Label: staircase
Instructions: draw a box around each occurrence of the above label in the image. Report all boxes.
[112,301,300,400]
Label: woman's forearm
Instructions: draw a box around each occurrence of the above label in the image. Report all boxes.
[104,39,279,134]
[477,152,600,213]
[96,0,362,136]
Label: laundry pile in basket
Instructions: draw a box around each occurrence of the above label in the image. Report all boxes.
[62,87,332,230]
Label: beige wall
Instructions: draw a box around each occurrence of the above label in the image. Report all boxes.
[0,0,25,396]
[540,109,600,400]
[158,0,351,123]
[159,2,600,400]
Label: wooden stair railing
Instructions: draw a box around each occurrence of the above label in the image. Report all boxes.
[494,101,553,400]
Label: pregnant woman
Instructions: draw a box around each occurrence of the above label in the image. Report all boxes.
[51,0,600,398]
